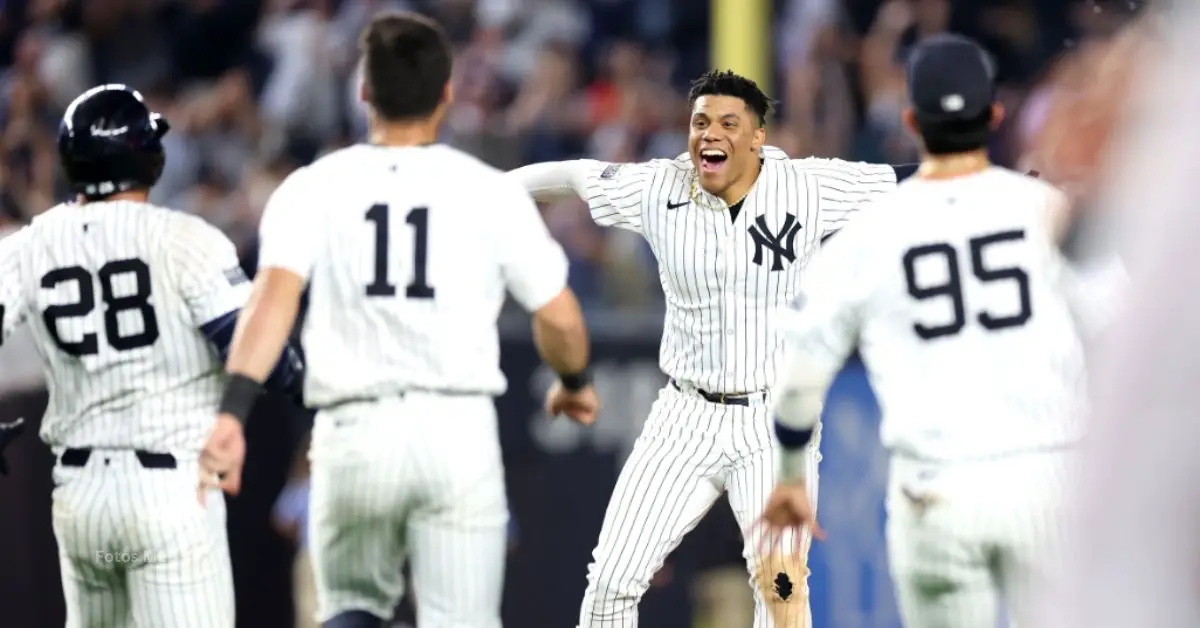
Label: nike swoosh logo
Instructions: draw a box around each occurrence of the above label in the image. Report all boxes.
[667,200,689,209]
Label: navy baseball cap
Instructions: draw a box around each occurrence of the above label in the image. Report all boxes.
[906,34,995,121]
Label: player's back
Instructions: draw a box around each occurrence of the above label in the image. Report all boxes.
[857,167,1086,461]
[289,144,537,406]
[14,201,235,450]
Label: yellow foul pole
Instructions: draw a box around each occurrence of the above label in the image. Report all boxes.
[711,0,772,98]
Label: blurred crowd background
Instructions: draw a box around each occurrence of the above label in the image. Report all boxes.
[0,0,1141,311]
[0,0,1140,627]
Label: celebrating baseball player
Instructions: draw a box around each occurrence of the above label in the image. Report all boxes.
[201,12,594,628]
[760,35,1094,628]
[0,84,300,628]
[507,69,901,627]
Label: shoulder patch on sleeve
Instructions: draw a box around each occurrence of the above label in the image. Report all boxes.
[600,164,623,180]
[224,266,249,286]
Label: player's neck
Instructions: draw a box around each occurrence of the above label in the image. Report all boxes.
[718,158,763,206]
[918,150,990,180]
[368,121,440,148]
[76,191,149,205]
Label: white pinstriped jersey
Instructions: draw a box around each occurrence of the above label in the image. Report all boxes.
[257,143,568,407]
[784,167,1087,461]
[0,201,250,451]
[582,146,896,393]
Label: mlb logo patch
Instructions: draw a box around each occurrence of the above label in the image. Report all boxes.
[600,164,622,180]
[224,267,249,286]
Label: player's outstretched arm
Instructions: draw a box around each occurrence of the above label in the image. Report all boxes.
[772,344,842,481]
[506,159,656,234]
[505,160,593,203]
[498,179,597,424]
[759,222,875,546]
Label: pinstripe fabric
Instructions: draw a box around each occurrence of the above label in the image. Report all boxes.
[781,166,1087,628]
[307,393,507,626]
[0,200,247,627]
[0,201,249,451]
[578,386,820,628]
[52,450,234,628]
[581,148,896,394]
[573,148,893,626]
[256,144,568,408]
[885,451,1072,628]
[258,143,567,626]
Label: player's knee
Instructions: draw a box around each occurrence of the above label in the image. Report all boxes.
[753,552,812,627]
[322,610,385,628]
[584,561,648,610]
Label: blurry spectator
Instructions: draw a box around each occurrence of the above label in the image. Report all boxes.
[858,0,950,163]
[778,0,855,158]
[0,74,57,215]
[505,41,584,163]
[257,0,342,145]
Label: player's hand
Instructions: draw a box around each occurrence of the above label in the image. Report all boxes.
[545,382,600,425]
[198,414,246,504]
[755,481,826,555]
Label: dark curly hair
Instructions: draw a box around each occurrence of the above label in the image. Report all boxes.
[687,70,774,127]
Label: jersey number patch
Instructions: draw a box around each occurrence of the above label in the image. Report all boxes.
[41,259,160,356]
[364,203,435,299]
[902,230,1032,340]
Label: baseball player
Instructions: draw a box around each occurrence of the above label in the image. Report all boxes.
[0,84,300,628]
[199,12,595,628]
[506,69,901,627]
[759,35,1092,628]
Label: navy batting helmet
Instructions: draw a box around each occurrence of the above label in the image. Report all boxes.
[57,84,170,200]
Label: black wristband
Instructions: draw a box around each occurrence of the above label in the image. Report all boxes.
[558,369,592,392]
[218,373,264,425]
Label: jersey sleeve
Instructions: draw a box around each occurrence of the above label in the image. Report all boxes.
[497,181,570,312]
[257,166,323,280]
[791,158,898,240]
[784,213,881,370]
[171,217,252,327]
[579,160,657,234]
[0,228,29,346]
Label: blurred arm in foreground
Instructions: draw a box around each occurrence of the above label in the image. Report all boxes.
[1035,3,1200,627]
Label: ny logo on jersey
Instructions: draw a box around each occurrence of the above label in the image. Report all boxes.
[748,213,802,271]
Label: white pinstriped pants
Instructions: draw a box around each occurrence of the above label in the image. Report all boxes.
[307,393,508,627]
[886,449,1073,628]
[578,384,820,628]
[50,449,234,628]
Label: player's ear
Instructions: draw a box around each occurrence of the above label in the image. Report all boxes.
[752,125,766,152]
[442,80,454,107]
[989,102,1006,130]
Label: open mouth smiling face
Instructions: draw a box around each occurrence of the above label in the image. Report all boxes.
[699,148,729,173]
[687,94,764,195]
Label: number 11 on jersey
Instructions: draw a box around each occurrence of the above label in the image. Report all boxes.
[364,203,435,299]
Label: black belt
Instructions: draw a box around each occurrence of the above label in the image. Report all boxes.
[670,379,753,406]
[59,448,177,469]
[316,389,489,411]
